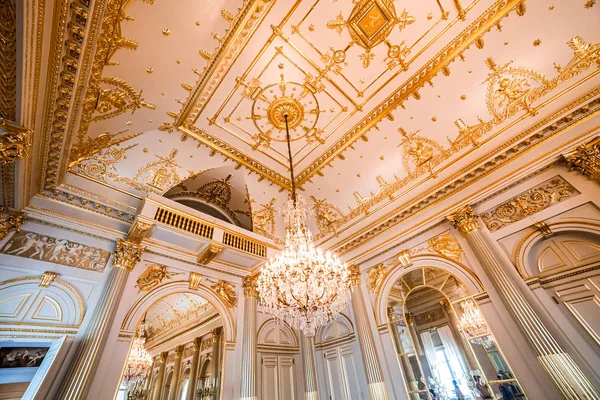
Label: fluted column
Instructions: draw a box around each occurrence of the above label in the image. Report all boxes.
[348,266,389,400]
[300,332,319,400]
[211,327,223,399]
[447,205,600,399]
[56,236,145,399]
[186,338,202,400]
[240,275,258,400]
[153,352,168,400]
[168,345,185,400]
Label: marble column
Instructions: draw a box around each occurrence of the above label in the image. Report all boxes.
[348,266,390,400]
[300,332,319,400]
[186,338,202,400]
[168,345,185,400]
[447,205,600,400]
[211,327,223,399]
[152,352,168,400]
[240,275,258,400]
[56,237,145,399]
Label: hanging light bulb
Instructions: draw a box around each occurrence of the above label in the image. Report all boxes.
[258,114,351,336]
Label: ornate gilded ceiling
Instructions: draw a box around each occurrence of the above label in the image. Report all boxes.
[22,0,600,256]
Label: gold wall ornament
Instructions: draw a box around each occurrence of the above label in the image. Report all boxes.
[112,239,144,271]
[0,207,25,240]
[480,176,579,232]
[112,149,182,194]
[188,272,202,290]
[39,271,58,287]
[447,205,480,237]
[367,263,388,293]
[91,77,156,121]
[396,249,412,267]
[242,274,259,298]
[397,127,446,179]
[128,220,153,244]
[348,265,361,287]
[68,130,143,170]
[427,233,463,260]
[251,198,277,238]
[0,0,16,121]
[135,264,182,292]
[197,243,223,265]
[450,36,600,152]
[0,119,32,164]
[327,0,415,68]
[310,196,343,234]
[560,135,600,181]
[534,221,553,238]
[211,280,237,308]
[1,230,111,271]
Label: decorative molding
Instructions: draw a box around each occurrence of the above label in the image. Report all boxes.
[0,0,16,120]
[39,271,58,287]
[534,221,553,238]
[480,176,579,231]
[197,243,223,265]
[396,250,412,267]
[0,119,32,165]
[188,272,202,290]
[1,230,110,271]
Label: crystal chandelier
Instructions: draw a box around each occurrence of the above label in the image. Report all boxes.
[258,114,351,336]
[123,318,153,386]
[457,299,493,348]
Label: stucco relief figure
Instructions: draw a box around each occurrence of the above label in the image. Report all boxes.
[1,231,110,272]
[135,264,181,292]
[211,280,238,308]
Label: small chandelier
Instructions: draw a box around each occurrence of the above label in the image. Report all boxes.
[258,114,351,336]
[123,317,153,386]
[457,299,493,348]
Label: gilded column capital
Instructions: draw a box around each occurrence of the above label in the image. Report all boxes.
[212,326,223,343]
[0,207,25,240]
[174,345,184,357]
[348,265,361,287]
[112,239,144,271]
[192,337,202,351]
[560,135,600,181]
[446,205,480,237]
[0,119,32,165]
[242,274,259,298]
[160,351,168,363]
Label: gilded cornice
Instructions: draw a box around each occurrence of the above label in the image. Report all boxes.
[335,92,600,256]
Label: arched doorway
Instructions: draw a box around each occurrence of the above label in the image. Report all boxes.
[386,266,524,400]
[120,281,234,400]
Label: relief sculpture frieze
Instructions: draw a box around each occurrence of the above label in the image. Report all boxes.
[1,231,110,272]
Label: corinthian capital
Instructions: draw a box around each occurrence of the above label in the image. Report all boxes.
[0,119,32,165]
[112,239,144,270]
[242,274,259,298]
[348,265,361,287]
[0,207,25,240]
[446,205,480,237]
[560,136,600,181]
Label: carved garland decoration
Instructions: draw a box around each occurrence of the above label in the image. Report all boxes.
[480,176,579,232]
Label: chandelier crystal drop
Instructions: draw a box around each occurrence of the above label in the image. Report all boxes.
[457,299,493,348]
[258,114,351,336]
[123,320,153,386]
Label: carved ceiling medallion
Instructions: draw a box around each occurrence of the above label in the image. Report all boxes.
[348,0,395,48]
[252,78,319,148]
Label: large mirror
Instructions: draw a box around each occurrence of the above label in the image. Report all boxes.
[387,267,525,399]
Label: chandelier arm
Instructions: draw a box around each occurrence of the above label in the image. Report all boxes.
[284,114,297,206]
